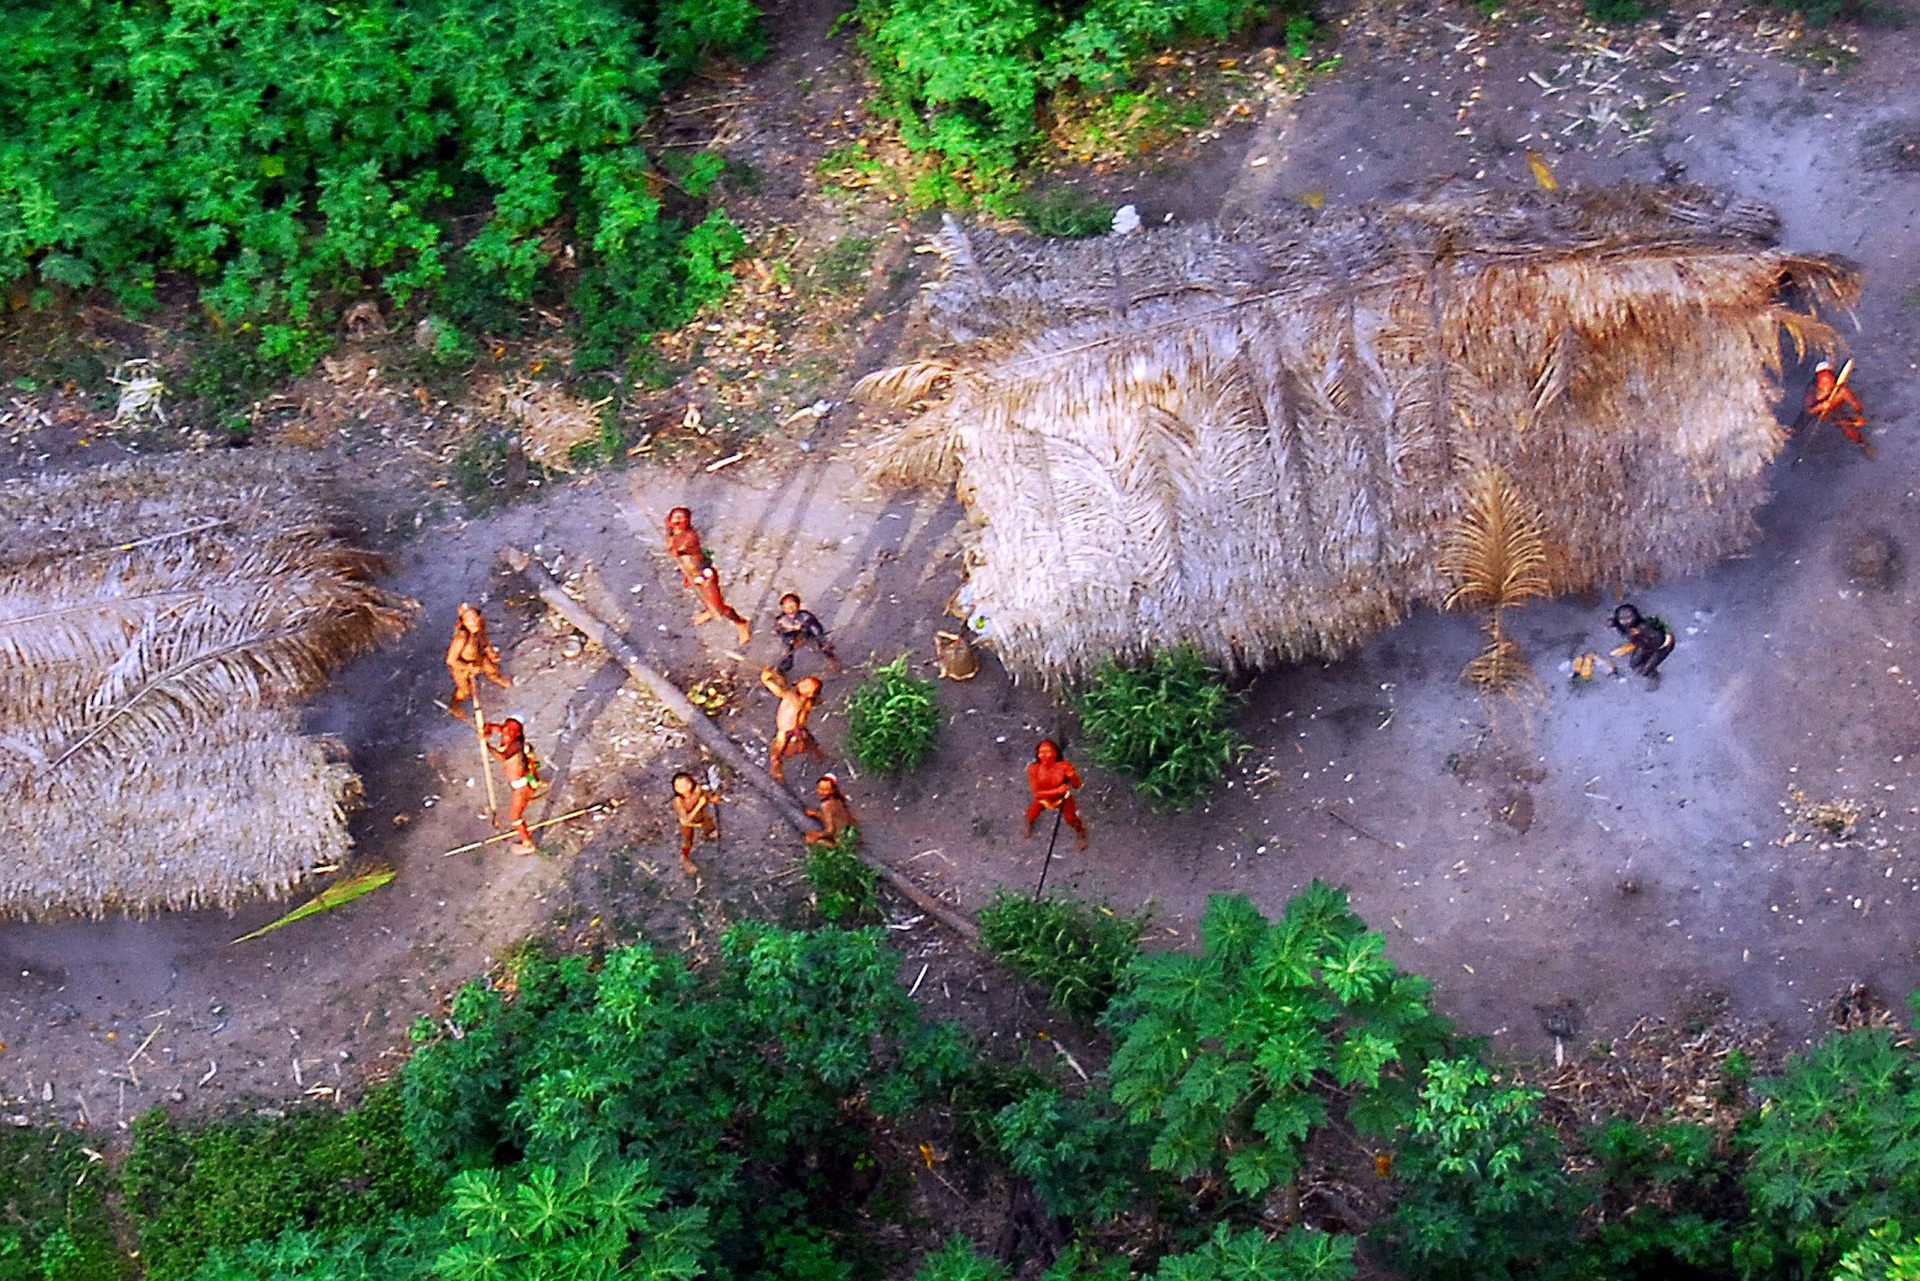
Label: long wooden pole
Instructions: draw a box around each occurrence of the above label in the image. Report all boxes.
[440,800,620,857]
[471,686,501,828]
[501,546,979,942]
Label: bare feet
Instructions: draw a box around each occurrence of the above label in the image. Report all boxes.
[681,855,699,876]
[490,673,512,689]
[1024,820,1036,839]
[450,702,470,723]
[692,608,715,625]
[1076,832,1090,852]
[734,619,753,646]
[511,841,537,856]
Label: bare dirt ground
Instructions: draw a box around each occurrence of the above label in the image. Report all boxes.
[3,0,1918,1184]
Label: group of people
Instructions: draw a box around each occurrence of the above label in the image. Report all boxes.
[442,506,1092,878]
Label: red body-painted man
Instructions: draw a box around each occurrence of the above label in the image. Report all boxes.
[484,717,541,855]
[1803,360,1872,458]
[664,507,753,646]
[1025,739,1089,851]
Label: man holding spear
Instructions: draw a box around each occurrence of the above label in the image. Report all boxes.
[483,717,543,855]
[1799,359,1873,458]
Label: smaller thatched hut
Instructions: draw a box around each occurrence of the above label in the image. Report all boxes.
[857,181,1861,681]
[0,454,416,918]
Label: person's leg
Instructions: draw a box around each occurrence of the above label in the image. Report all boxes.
[770,732,790,781]
[509,787,536,853]
[450,670,475,720]
[1024,799,1045,836]
[1061,796,1088,850]
[777,635,800,674]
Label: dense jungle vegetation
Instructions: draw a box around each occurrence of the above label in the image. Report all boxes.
[11,885,1920,1281]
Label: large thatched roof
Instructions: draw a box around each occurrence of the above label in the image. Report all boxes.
[0,454,416,918]
[857,182,1861,680]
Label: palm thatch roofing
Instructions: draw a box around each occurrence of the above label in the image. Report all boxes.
[0,453,417,918]
[857,181,1861,681]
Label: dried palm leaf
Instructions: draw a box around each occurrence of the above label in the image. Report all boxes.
[852,359,958,407]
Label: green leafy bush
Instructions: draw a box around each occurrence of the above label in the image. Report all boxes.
[845,656,942,773]
[402,926,969,1278]
[1101,884,1452,1198]
[807,827,879,924]
[1733,1029,1920,1279]
[1569,1117,1736,1278]
[1384,1057,1576,1280]
[991,1086,1156,1221]
[1079,646,1240,811]
[121,1084,442,1281]
[913,1223,1355,1280]
[977,889,1147,1022]
[1010,186,1117,238]
[0,1125,123,1281]
[853,0,1281,188]
[0,0,762,367]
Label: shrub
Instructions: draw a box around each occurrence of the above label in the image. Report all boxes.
[992,1087,1156,1221]
[845,656,942,773]
[0,1,763,367]
[1011,186,1117,238]
[977,889,1147,1022]
[1384,1057,1577,1280]
[1733,1029,1920,1278]
[853,0,1283,189]
[807,827,879,924]
[1078,645,1240,811]
[120,1084,442,1281]
[401,927,969,1279]
[0,1124,123,1281]
[1102,884,1453,1198]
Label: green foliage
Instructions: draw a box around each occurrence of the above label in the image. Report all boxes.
[1010,185,1117,238]
[183,1215,445,1281]
[0,1126,123,1281]
[440,1149,709,1281]
[401,927,969,1278]
[854,0,1281,186]
[1570,1118,1735,1278]
[1836,1221,1920,1281]
[121,1085,442,1281]
[1079,646,1240,811]
[1147,1222,1356,1280]
[845,656,942,774]
[1102,885,1452,1200]
[1583,0,1651,23]
[1733,1029,1920,1279]
[0,0,763,372]
[1385,1057,1574,1281]
[913,1224,1355,1281]
[992,1086,1156,1221]
[807,826,880,924]
[977,889,1147,1023]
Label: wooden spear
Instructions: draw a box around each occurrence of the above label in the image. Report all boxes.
[471,686,501,828]
[440,800,621,856]
[500,546,979,942]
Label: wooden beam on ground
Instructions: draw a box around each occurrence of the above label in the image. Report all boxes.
[501,545,980,943]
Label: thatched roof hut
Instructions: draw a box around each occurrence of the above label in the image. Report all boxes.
[857,182,1860,680]
[0,454,416,918]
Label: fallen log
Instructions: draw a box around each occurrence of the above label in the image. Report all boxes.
[501,545,980,942]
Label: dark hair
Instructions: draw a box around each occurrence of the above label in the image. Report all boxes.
[1611,604,1642,630]
[816,774,843,797]
[780,592,802,607]
[1036,738,1060,760]
[672,771,695,788]
[666,506,692,524]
